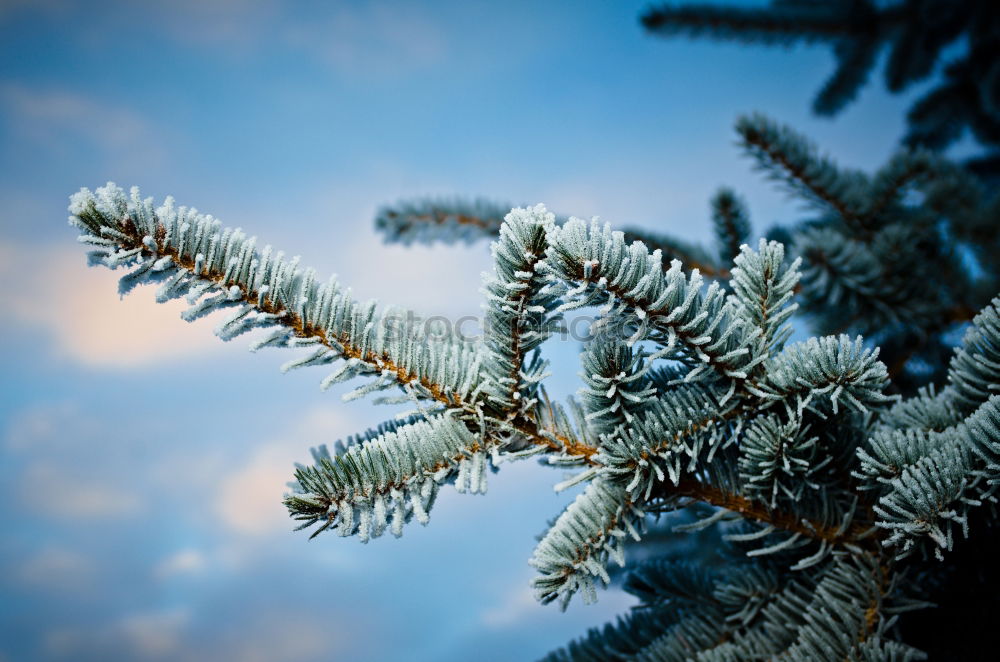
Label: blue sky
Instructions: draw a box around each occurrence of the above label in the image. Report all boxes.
[0,1,940,661]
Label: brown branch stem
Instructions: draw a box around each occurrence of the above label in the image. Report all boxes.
[666,478,874,546]
[124,210,877,550]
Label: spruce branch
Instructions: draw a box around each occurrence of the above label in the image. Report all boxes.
[814,30,881,116]
[481,205,561,415]
[65,182,920,569]
[862,149,934,224]
[545,218,757,380]
[578,337,656,438]
[641,2,868,43]
[375,197,508,246]
[70,184,483,408]
[736,113,869,224]
[530,479,643,609]
[59,5,1000,658]
[377,195,735,279]
[729,238,799,357]
[947,296,1000,413]
[748,335,893,416]
[545,553,916,661]
[709,187,751,265]
[854,299,1000,560]
[731,114,995,390]
[617,225,729,279]
[643,0,999,157]
[66,161,998,658]
[286,412,484,541]
[662,478,874,547]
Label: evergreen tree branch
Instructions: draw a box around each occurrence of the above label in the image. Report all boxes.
[376,196,733,279]
[947,296,1000,413]
[664,478,875,547]
[71,184,483,406]
[70,185,603,470]
[549,553,914,661]
[729,239,799,357]
[814,32,881,116]
[60,6,1000,657]
[736,113,869,225]
[861,149,934,224]
[375,197,508,246]
[578,337,656,437]
[855,299,1000,560]
[709,187,752,264]
[481,205,561,414]
[618,225,729,278]
[546,218,757,380]
[641,3,871,44]
[530,479,643,609]
[642,0,994,159]
[286,412,485,541]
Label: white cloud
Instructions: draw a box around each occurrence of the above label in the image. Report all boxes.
[0,0,68,21]
[44,608,191,660]
[0,242,223,367]
[215,407,357,535]
[154,548,206,580]
[42,606,343,662]
[16,462,144,519]
[4,401,147,520]
[281,2,446,75]
[480,583,538,628]
[0,84,168,172]
[214,439,308,535]
[480,572,637,631]
[3,400,152,520]
[137,0,282,51]
[206,613,334,662]
[2,401,99,451]
[142,0,447,77]
[15,546,95,591]
[281,170,493,321]
[11,1,448,78]
[335,228,490,319]
[117,610,190,658]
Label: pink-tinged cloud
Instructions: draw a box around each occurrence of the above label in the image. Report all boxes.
[215,407,356,536]
[0,242,223,368]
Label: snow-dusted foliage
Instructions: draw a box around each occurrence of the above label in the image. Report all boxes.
[70,134,998,658]
[67,4,1000,653]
